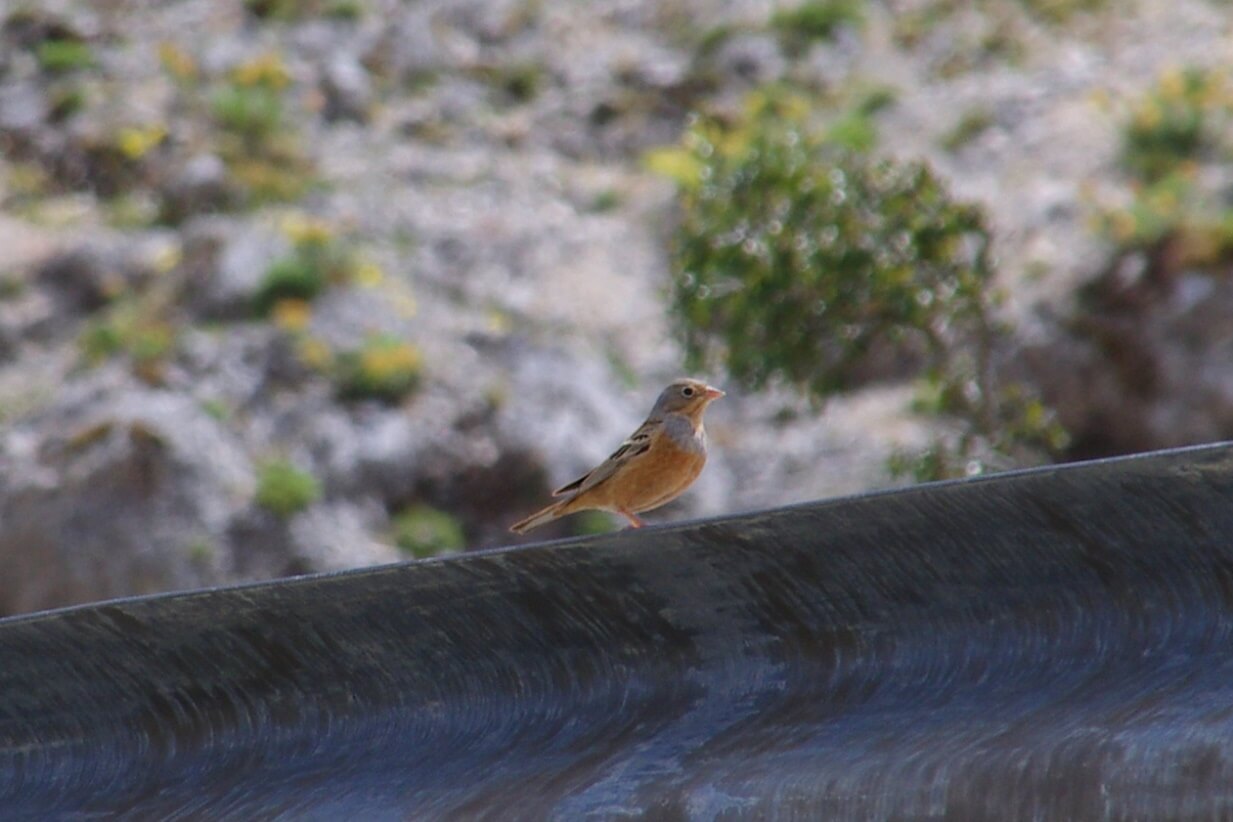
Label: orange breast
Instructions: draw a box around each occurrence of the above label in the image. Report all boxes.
[608,434,706,514]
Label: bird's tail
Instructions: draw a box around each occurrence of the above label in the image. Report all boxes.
[509,499,570,534]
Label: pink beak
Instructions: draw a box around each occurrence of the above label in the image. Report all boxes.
[703,385,725,401]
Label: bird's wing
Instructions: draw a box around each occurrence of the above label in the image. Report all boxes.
[552,420,658,497]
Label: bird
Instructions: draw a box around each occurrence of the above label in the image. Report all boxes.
[510,378,725,534]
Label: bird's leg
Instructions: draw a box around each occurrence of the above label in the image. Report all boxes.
[620,510,645,528]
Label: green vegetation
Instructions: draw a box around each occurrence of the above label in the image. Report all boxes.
[255,255,328,314]
[243,0,365,20]
[654,88,1065,478]
[891,0,1100,76]
[47,83,88,121]
[571,510,618,536]
[335,334,423,403]
[826,85,896,151]
[78,296,178,384]
[104,192,161,229]
[475,61,544,104]
[254,217,357,315]
[1098,67,1233,266]
[770,0,864,54]
[588,188,622,213]
[1019,0,1107,24]
[211,85,285,142]
[148,45,314,209]
[199,398,232,422]
[198,52,314,205]
[0,272,24,300]
[213,56,292,135]
[661,91,993,396]
[185,538,216,565]
[894,0,1106,44]
[210,52,290,141]
[255,459,321,517]
[243,0,304,18]
[35,39,95,73]
[1121,67,1226,183]
[941,106,994,152]
[324,0,365,20]
[392,505,465,558]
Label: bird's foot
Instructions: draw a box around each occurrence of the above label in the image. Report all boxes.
[620,510,645,528]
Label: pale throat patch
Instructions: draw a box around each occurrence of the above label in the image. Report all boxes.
[663,413,706,455]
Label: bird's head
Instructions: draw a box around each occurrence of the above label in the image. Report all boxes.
[651,378,725,421]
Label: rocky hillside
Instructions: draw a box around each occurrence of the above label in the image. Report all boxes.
[1,0,1231,615]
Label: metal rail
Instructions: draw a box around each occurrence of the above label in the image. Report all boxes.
[4,444,1233,819]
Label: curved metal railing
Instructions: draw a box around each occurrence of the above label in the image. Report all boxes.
[4,444,1233,819]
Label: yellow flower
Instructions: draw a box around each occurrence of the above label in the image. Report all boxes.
[280,213,334,247]
[158,42,196,82]
[230,160,307,201]
[231,53,291,89]
[1158,67,1186,101]
[296,336,333,370]
[116,125,167,160]
[360,341,421,380]
[354,260,384,287]
[642,146,704,189]
[1133,102,1162,131]
[272,298,313,332]
[486,310,510,334]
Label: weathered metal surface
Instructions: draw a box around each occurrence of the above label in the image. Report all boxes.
[4,445,1233,819]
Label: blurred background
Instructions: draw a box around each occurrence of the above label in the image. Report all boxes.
[0,0,1228,615]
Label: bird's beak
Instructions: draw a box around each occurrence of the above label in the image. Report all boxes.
[703,385,725,401]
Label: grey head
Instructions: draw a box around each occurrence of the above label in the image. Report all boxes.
[647,378,725,420]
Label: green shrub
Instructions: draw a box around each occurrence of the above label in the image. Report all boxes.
[253,220,355,315]
[243,0,301,18]
[242,0,364,20]
[196,52,313,206]
[210,85,284,142]
[659,89,1065,478]
[36,39,95,74]
[78,298,178,383]
[335,334,423,402]
[770,0,864,53]
[589,189,622,213]
[212,56,286,136]
[325,0,365,20]
[1122,67,1227,183]
[668,92,993,396]
[254,255,327,315]
[78,319,124,362]
[824,86,896,151]
[1097,69,1233,270]
[255,459,321,517]
[392,505,465,558]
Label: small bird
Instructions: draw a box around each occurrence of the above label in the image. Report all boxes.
[510,378,725,534]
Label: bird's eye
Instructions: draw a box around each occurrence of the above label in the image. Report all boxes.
[682,386,695,397]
